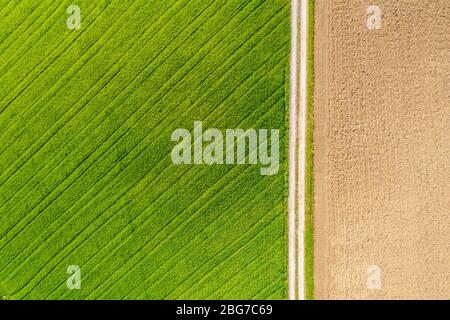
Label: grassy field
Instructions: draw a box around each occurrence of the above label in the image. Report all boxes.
[305,0,315,300]
[0,0,290,299]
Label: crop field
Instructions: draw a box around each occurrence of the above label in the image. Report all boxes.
[0,0,290,299]
[314,0,449,299]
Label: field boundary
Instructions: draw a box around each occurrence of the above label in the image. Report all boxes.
[287,0,299,301]
[304,0,315,301]
[288,0,311,300]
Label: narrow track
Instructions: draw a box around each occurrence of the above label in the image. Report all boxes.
[288,0,309,300]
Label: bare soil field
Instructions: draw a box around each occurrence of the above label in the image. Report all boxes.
[314,0,449,299]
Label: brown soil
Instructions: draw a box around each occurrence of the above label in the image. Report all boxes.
[313,0,449,299]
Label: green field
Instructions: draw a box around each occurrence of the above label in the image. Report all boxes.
[0,0,290,299]
[305,0,315,300]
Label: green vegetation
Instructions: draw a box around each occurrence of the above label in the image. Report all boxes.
[304,0,316,300]
[0,0,289,299]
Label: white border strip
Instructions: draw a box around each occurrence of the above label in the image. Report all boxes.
[288,0,308,300]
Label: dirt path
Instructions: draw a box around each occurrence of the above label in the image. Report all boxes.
[288,0,300,300]
[314,0,449,299]
[288,0,309,300]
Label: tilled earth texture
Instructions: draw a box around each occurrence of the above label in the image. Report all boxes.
[314,0,449,299]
